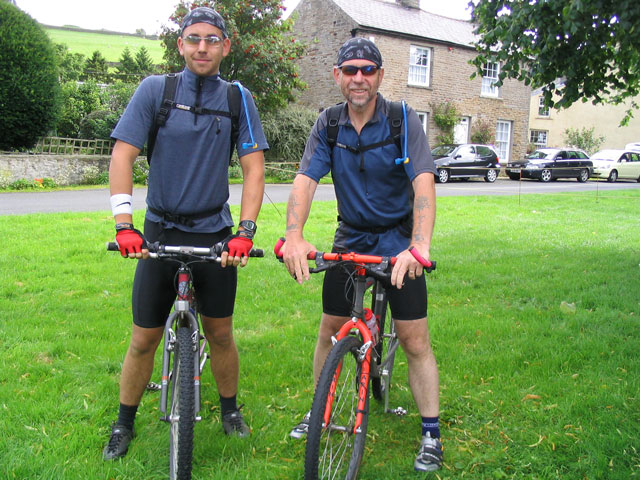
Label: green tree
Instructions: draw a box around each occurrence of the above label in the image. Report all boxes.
[56,81,107,138]
[54,43,85,83]
[116,47,138,80]
[160,0,306,113]
[471,0,640,125]
[563,127,605,155]
[83,50,108,82]
[134,46,155,78]
[0,2,60,150]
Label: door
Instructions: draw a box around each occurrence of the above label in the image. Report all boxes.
[454,117,470,144]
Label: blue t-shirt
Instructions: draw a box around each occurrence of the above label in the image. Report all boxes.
[298,94,435,255]
[112,68,268,233]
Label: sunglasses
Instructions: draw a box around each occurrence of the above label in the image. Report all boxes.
[338,65,379,76]
[183,34,222,45]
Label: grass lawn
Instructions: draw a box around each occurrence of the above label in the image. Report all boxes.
[0,191,638,479]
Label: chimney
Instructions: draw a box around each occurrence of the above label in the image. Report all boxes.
[397,0,420,9]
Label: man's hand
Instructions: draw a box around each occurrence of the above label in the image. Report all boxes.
[390,244,430,289]
[221,235,253,268]
[115,227,148,259]
[281,237,316,284]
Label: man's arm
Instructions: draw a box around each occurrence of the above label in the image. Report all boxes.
[222,150,265,268]
[282,173,319,284]
[390,172,436,288]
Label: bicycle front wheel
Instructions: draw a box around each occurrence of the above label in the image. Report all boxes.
[305,335,369,480]
[169,327,196,480]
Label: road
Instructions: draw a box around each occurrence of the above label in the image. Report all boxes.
[0,179,638,215]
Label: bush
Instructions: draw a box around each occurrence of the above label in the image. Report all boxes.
[470,118,494,145]
[261,104,317,163]
[56,81,107,138]
[430,100,460,145]
[0,3,60,150]
[563,127,605,155]
[132,160,149,185]
[79,110,120,140]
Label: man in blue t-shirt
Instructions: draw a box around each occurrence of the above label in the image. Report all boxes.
[103,7,268,460]
[281,37,442,472]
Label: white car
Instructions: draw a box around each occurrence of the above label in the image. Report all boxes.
[590,149,640,182]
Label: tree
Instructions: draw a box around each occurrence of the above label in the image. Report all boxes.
[83,50,108,82]
[54,43,85,83]
[134,46,155,78]
[160,0,306,113]
[56,81,107,138]
[471,0,640,125]
[0,2,60,150]
[116,47,138,80]
[563,127,605,155]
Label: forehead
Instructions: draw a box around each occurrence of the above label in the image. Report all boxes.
[182,22,224,37]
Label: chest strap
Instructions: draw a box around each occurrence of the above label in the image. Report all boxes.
[147,205,224,228]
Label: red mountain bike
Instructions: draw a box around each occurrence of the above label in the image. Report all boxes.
[274,238,435,480]
[108,241,263,480]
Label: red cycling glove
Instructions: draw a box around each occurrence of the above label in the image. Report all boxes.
[115,228,146,257]
[226,236,253,259]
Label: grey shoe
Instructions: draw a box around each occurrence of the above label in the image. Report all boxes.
[103,424,135,460]
[289,411,311,439]
[414,433,443,472]
[222,409,250,437]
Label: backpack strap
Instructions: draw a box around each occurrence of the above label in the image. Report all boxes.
[147,73,179,164]
[325,103,344,151]
[388,100,404,152]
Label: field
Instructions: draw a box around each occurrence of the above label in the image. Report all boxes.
[0,190,639,479]
[44,26,164,64]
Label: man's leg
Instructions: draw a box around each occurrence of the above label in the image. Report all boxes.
[202,315,249,437]
[313,313,350,382]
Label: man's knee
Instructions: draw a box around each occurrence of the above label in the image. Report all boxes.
[202,316,234,348]
[128,326,163,357]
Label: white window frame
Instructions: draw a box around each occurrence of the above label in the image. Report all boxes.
[495,120,511,161]
[529,130,548,147]
[417,112,428,134]
[538,96,550,117]
[481,61,500,97]
[408,46,431,87]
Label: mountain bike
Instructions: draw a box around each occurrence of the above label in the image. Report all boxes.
[274,238,435,480]
[107,241,263,480]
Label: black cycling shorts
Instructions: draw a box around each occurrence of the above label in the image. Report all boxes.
[131,219,236,328]
[322,263,428,321]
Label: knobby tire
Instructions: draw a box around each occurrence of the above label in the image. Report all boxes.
[169,326,196,480]
[305,335,369,480]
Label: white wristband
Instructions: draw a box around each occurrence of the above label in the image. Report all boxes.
[110,194,133,217]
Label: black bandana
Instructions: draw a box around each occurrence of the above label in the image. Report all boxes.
[336,38,383,67]
[180,7,228,38]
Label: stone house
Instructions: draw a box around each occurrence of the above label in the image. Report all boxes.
[529,88,640,152]
[290,0,531,162]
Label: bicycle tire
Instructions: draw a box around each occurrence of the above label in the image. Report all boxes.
[371,285,395,402]
[305,335,369,480]
[169,327,196,480]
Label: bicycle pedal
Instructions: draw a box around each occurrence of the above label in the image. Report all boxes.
[387,406,407,416]
[146,382,162,391]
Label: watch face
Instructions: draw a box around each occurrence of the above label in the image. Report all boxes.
[240,220,257,232]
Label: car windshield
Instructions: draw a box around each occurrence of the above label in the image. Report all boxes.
[591,150,621,161]
[526,150,555,160]
[432,145,457,156]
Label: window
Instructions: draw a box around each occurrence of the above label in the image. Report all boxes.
[529,130,547,147]
[495,120,511,160]
[409,46,431,87]
[417,112,428,133]
[481,62,500,97]
[538,96,550,116]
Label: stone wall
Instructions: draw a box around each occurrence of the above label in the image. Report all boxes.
[0,154,110,186]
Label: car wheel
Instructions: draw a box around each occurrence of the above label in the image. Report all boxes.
[437,169,449,184]
[540,169,552,182]
[607,170,618,183]
[484,169,498,183]
[577,169,589,182]
[507,173,520,181]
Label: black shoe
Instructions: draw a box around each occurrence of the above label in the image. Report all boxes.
[221,409,250,438]
[103,423,135,460]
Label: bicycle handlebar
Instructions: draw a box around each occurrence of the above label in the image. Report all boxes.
[106,241,264,260]
[273,237,435,273]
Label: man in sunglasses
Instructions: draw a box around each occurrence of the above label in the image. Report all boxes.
[103,7,268,460]
[281,37,442,472]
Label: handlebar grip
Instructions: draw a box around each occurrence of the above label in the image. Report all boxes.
[106,241,119,251]
[274,237,285,257]
[249,248,264,257]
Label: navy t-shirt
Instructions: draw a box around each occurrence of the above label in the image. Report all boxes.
[112,68,268,233]
[298,94,435,255]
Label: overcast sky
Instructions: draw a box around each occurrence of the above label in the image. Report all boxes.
[16,0,473,35]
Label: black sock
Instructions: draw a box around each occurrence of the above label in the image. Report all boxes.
[117,403,138,430]
[421,416,440,439]
[219,394,238,416]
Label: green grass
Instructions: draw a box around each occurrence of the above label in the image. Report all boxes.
[0,191,639,479]
[45,27,164,64]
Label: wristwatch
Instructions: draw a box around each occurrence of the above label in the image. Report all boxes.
[238,219,257,239]
[115,222,134,232]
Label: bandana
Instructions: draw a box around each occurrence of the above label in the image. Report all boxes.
[180,7,228,38]
[336,38,383,67]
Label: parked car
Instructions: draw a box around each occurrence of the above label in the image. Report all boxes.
[590,149,640,182]
[506,148,592,182]
[625,142,640,152]
[431,144,501,183]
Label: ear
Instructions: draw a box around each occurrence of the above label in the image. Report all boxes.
[221,37,231,58]
[177,36,185,56]
[378,67,385,84]
[333,66,341,84]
